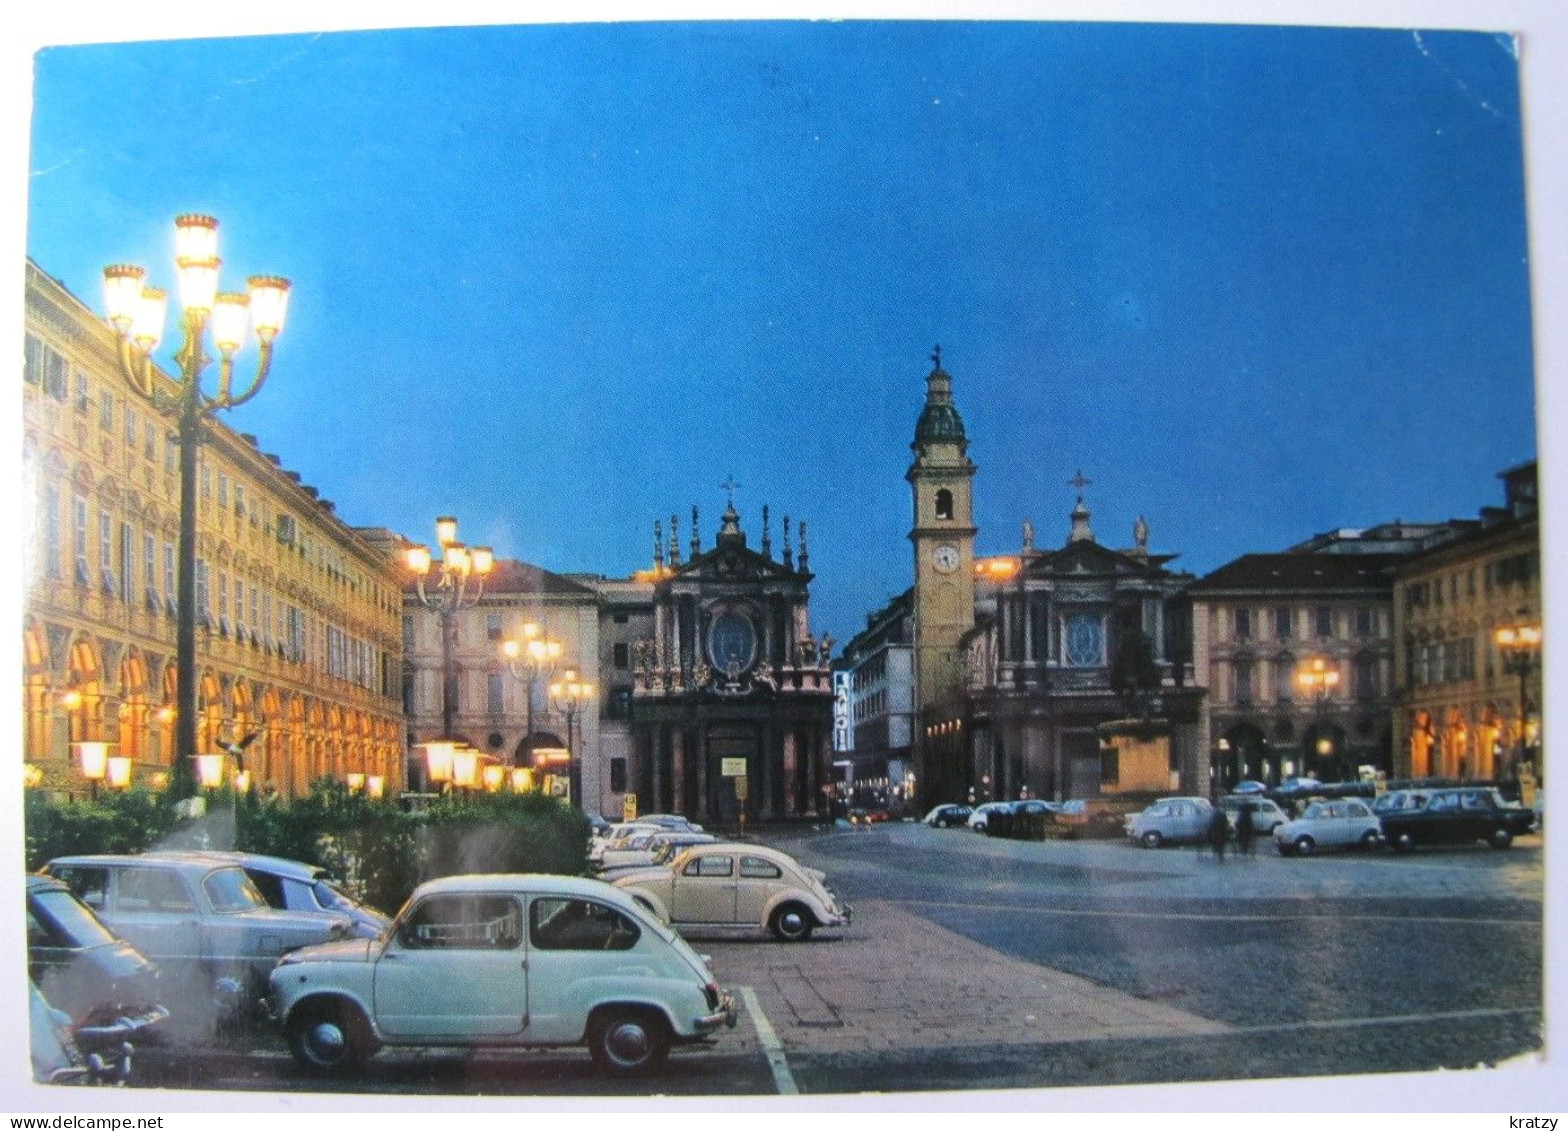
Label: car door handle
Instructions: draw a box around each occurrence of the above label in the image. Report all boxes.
[382,952,400,960]
[520,958,528,970]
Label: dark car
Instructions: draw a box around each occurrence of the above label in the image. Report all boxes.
[923,804,973,828]
[1379,787,1536,852]
[26,875,168,1045]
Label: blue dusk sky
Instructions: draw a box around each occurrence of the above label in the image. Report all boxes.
[24,20,1537,644]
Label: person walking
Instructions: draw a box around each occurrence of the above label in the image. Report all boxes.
[1207,805,1230,863]
[1236,803,1256,858]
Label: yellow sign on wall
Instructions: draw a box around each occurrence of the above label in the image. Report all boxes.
[623,793,638,821]
[721,757,748,777]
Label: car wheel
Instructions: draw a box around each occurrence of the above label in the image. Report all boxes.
[1359,830,1381,850]
[1293,836,1315,857]
[769,903,816,942]
[1489,828,1514,850]
[1141,831,1163,849]
[287,1000,371,1075]
[1390,831,1416,854]
[588,1008,670,1076]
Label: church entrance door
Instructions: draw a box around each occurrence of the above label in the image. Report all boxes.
[706,725,760,827]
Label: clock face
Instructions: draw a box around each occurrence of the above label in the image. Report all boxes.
[931,544,960,574]
[709,611,757,672]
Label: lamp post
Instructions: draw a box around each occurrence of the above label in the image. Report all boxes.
[102,215,290,798]
[1495,617,1542,780]
[1297,657,1340,779]
[406,516,494,785]
[548,669,595,807]
[501,624,563,767]
[75,741,110,801]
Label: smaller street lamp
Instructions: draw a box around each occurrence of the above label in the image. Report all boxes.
[366,775,386,800]
[451,747,481,791]
[483,764,506,793]
[346,772,366,793]
[502,624,564,765]
[194,753,227,790]
[75,741,110,801]
[1297,657,1340,701]
[548,670,595,807]
[106,755,133,791]
[422,741,457,791]
[1495,617,1543,779]
[407,516,494,758]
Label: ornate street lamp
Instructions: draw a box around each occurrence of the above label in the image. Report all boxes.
[501,624,563,766]
[1297,656,1342,779]
[422,741,457,791]
[103,215,290,798]
[548,669,595,807]
[406,516,494,781]
[1495,617,1542,779]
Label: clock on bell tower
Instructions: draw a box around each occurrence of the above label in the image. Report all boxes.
[907,346,977,714]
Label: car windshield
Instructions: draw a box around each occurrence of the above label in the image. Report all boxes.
[31,888,118,948]
[203,867,268,913]
[1301,803,1331,820]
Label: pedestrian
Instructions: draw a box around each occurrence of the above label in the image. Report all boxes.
[1236,803,1256,858]
[1207,805,1229,863]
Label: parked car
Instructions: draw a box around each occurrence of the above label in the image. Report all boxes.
[613,843,850,942]
[1273,800,1383,856]
[965,801,1012,833]
[1379,787,1536,852]
[269,873,736,1076]
[1371,788,1434,816]
[1231,780,1268,795]
[594,831,719,875]
[634,814,705,834]
[1048,798,1134,839]
[923,804,973,828]
[1218,795,1290,835]
[26,874,169,1043]
[44,853,355,1033]
[188,851,391,940]
[1125,797,1216,848]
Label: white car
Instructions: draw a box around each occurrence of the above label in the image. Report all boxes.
[613,843,850,942]
[1274,800,1383,856]
[965,802,1013,833]
[595,831,719,875]
[269,873,736,1076]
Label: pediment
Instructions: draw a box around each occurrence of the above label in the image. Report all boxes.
[666,544,801,585]
[1024,540,1154,579]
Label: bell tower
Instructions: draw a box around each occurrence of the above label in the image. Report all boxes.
[907,346,977,713]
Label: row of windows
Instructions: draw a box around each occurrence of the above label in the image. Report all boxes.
[1230,605,1376,642]
[1229,656,1380,704]
[1407,638,1482,688]
[34,482,392,694]
[854,687,891,722]
[1404,555,1535,610]
[28,332,399,621]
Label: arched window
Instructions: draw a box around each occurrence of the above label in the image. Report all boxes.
[935,489,954,520]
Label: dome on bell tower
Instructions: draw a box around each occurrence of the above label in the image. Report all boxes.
[912,345,968,453]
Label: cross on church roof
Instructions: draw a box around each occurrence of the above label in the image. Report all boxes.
[719,476,742,505]
[931,343,942,369]
[1068,469,1093,498]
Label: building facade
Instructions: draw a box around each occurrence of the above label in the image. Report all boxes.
[1392,463,1541,783]
[838,591,916,790]
[22,261,406,799]
[390,545,603,802]
[1188,550,1409,790]
[625,501,835,822]
[958,503,1204,803]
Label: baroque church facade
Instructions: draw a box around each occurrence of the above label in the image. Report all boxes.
[897,352,1205,807]
[624,501,836,822]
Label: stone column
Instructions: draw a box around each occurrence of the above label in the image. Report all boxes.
[782,728,798,816]
[670,728,686,816]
